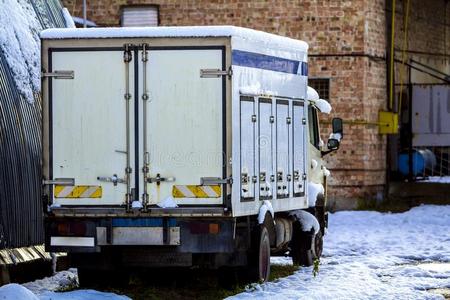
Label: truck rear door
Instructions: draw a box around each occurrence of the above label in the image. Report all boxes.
[48,45,225,207]
[140,47,225,206]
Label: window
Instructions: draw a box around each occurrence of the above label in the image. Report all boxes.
[308,106,320,149]
[121,6,159,27]
[309,78,330,100]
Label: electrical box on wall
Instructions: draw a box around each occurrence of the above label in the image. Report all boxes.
[378,111,398,134]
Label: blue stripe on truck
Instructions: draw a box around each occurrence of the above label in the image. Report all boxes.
[232,49,308,75]
[112,218,177,227]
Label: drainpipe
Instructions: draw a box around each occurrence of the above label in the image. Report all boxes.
[83,0,87,28]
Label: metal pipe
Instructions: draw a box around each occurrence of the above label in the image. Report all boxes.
[410,59,450,78]
[408,62,414,182]
[389,0,396,110]
[82,0,87,28]
[141,44,149,210]
[124,44,132,209]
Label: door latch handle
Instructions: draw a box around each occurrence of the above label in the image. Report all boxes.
[97,174,126,186]
[147,173,175,184]
[43,178,75,186]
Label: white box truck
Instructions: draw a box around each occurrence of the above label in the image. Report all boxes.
[40,26,343,284]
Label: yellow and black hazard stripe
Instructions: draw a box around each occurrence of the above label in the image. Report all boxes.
[54,185,102,198]
[172,185,221,198]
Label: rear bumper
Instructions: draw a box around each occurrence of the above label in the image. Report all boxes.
[45,216,239,255]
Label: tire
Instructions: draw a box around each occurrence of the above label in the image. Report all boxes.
[248,225,271,282]
[291,223,323,267]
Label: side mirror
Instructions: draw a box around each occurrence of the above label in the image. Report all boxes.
[327,138,340,150]
[322,117,343,156]
[332,117,343,137]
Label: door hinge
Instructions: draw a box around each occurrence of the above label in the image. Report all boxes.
[123,44,133,62]
[42,70,74,79]
[302,117,307,125]
[200,67,233,78]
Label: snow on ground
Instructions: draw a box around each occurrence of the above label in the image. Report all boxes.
[0,269,129,300]
[0,205,448,299]
[422,176,450,184]
[231,205,450,300]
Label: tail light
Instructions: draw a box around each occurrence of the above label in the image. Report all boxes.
[189,222,220,234]
[56,222,87,236]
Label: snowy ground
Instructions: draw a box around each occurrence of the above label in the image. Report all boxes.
[0,205,449,299]
[422,176,450,184]
[231,205,450,300]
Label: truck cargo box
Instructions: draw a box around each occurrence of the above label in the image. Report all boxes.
[41,26,309,218]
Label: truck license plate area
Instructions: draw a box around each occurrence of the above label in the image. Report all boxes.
[111,227,180,245]
[106,218,180,246]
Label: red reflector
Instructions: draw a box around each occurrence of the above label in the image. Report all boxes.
[209,223,220,234]
[56,222,87,236]
[57,223,70,235]
[189,222,220,234]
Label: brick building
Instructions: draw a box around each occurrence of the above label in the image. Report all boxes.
[61,0,450,209]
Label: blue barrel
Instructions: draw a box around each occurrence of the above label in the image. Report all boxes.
[398,149,436,176]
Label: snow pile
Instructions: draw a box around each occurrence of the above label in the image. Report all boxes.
[258,200,274,224]
[0,0,41,103]
[307,86,319,101]
[40,26,308,53]
[23,269,78,296]
[314,98,332,114]
[0,284,38,300]
[39,290,130,300]
[240,83,277,96]
[62,8,76,28]
[157,196,178,208]
[131,200,143,209]
[1,269,129,299]
[423,176,450,184]
[0,284,129,300]
[231,205,450,299]
[311,159,318,170]
[289,210,320,234]
[307,182,324,207]
[307,86,331,114]
[322,166,331,177]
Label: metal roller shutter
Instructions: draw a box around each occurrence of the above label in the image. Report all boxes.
[121,6,158,27]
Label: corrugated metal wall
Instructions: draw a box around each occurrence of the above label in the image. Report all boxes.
[0,0,67,249]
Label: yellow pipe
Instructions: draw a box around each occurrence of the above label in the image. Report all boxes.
[322,120,390,127]
[389,0,396,110]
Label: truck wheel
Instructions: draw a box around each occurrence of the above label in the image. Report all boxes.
[291,223,323,267]
[248,225,271,282]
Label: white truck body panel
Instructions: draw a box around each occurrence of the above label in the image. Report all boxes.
[41,26,310,218]
[51,51,131,205]
[143,49,223,205]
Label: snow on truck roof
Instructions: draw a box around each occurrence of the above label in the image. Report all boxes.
[40,26,308,52]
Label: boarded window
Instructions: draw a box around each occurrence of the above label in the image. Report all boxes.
[309,78,330,101]
[121,6,158,27]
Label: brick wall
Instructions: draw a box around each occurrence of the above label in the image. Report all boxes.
[60,0,448,209]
